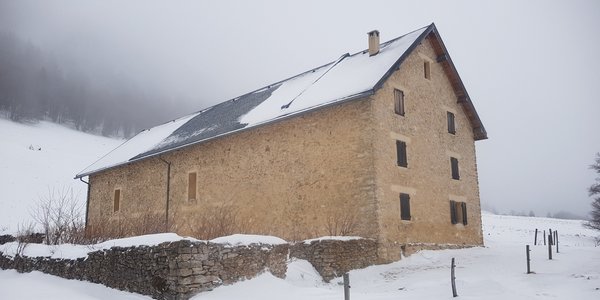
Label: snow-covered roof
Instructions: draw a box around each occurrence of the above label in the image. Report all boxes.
[76,23,485,178]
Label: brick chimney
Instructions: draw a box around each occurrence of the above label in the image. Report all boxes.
[368,30,380,56]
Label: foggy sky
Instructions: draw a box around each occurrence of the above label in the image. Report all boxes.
[1,0,599,217]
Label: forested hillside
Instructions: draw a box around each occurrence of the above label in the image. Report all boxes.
[0,32,193,138]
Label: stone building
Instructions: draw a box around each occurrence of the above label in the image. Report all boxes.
[76,23,487,262]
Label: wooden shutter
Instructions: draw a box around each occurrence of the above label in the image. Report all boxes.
[451,157,460,180]
[113,189,120,212]
[461,202,468,225]
[394,89,405,116]
[450,200,457,224]
[447,112,456,134]
[400,193,411,221]
[396,140,407,167]
[188,172,197,201]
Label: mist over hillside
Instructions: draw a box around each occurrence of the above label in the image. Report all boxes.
[0,32,196,138]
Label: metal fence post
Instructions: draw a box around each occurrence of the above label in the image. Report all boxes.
[526,245,532,274]
[343,273,350,300]
[555,231,559,253]
[534,229,538,245]
[451,257,458,297]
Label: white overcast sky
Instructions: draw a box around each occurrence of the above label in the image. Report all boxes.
[1,0,599,216]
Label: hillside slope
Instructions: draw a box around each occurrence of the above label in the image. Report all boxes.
[0,118,122,233]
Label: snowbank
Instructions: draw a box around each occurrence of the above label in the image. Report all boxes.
[210,234,287,247]
[0,233,200,259]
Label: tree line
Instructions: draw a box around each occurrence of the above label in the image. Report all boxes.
[0,32,191,138]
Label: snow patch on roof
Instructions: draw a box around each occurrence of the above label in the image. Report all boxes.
[153,124,218,150]
[238,27,427,127]
[77,112,199,177]
[238,64,332,125]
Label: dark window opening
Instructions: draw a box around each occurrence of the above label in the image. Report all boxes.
[450,200,468,225]
[451,157,460,180]
[396,140,407,168]
[394,89,405,116]
[400,193,411,221]
[188,172,197,201]
[424,61,431,79]
[447,111,456,134]
[113,189,120,212]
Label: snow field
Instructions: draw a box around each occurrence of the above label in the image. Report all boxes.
[0,118,122,234]
[3,213,597,299]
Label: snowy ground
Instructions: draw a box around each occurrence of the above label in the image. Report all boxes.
[1,213,598,299]
[0,118,122,234]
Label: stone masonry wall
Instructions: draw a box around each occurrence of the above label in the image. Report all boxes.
[0,240,288,300]
[0,237,384,297]
[290,238,378,282]
[370,35,484,261]
[88,98,378,242]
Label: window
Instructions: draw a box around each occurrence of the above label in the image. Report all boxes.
[450,200,468,225]
[396,140,407,167]
[400,193,411,221]
[447,111,456,134]
[450,157,460,180]
[394,89,405,116]
[188,172,197,201]
[424,61,431,79]
[113,189,120,212]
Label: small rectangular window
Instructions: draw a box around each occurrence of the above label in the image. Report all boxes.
[188,172,197,201]
[450,200,468,225]
[447,111,456,134]
[396,140,407,168]
[394,89,405,116]
[113,189,120,212]
[400,193,411,221]
[451,157,460,180]
[424,61,431,79]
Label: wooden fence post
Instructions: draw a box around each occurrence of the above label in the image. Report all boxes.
[555,231,559,253]
[548,234,552,260]
[543,230,546,245]
[451,257,458,297]
[534,229,538,245]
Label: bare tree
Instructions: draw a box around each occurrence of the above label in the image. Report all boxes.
[585,153,600,231]
[30,187,85,245]
[325,211,359,236]
[14,222,34,255]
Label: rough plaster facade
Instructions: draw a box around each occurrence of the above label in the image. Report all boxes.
[87,36,483,262]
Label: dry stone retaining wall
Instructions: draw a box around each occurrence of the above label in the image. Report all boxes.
[0,237,385,298]
[290,238,378,282]
[0,240,288,300]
